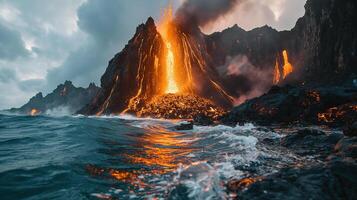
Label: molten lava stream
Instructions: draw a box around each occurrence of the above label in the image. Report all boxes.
[165,42,179,94]
[282,50,293,79]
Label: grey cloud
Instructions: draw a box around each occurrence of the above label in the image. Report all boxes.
[0,22,29,59]
[46,0,169,90]
[0,68,17,83]
[18,79,46,92]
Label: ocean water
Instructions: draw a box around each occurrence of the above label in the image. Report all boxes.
[0,113,311,200]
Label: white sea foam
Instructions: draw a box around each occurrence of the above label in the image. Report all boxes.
[45,106,72,116]
[170,162,226,200]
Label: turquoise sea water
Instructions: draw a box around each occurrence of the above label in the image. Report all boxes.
[0,113,313,199]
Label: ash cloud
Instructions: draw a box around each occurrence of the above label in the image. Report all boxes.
[175,0,244,30]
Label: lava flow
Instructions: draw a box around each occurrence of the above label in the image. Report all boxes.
[94,5,235,117]
[282,50,294,79]
[30,108,40,116]
[273,50,294,84]
[159,6,179,94]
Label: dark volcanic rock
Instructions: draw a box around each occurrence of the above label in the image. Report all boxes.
[10,81,100,115]
[332,137,357,159]
[193,114,214,126]
[174,121,194,131]
[281,128,343,159]
[221,85,356,126]
[235,136,357,200]
[79,18,166,115]
[205,0,357,101]
[319,103,357,127]
[290,0,357,83]
[236,161,357,200]
[344,122,357,137]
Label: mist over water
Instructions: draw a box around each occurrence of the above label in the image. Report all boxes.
[0,114,319,199]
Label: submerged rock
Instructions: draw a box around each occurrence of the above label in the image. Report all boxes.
[281,128,343,159]
[174,121,194,131]
[343,122,357,137]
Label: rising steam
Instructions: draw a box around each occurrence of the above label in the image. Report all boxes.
[220,55,273,105]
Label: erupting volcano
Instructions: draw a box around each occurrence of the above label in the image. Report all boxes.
[81,5,234,118]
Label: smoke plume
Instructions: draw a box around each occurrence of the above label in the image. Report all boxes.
[219,55,273,105]
[175,0,244,30]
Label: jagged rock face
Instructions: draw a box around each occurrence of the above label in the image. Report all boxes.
[82,18,166,115]
[206,25,280,71]
[207,0,357,87]
[290,0,357,83]
[10,81,100,115]
[205,25,282,97]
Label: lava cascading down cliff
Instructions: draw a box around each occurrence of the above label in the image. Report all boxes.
[79,0,357,117]
[80,7,234,116]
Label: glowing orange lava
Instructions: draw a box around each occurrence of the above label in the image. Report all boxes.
[30,108,40,116]
[159,5,179,94]
[273,58,280,85]
[282,50,293,79]
[165,42,179,93]
[273,50,294,84]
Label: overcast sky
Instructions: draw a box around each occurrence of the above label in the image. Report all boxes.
[0,0,306,109]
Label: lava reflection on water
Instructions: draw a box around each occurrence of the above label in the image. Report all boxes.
[86,125,195,189]
[126,125,194,170]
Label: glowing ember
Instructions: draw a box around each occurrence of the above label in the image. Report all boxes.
[30,108,40,116]
[282,50,293,79]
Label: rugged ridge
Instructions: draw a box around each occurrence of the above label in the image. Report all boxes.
[206,0,357,94]
[79,18,166,115]
[221,0,357,127]
[10,81,100,115]
[82,0,356,117]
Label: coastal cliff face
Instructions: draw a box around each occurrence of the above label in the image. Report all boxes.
[206,0,357,87]
[289,0,357,83]
[81,0,356,116]
[221,0,357,127]
[10,81,100,115]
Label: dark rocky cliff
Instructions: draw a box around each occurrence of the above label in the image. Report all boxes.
[220,0,357,127]
[10,81,100,115]
[207,0,357,87]
[80,18,166,115]
[82,0,356,116]
[288,0,357,83]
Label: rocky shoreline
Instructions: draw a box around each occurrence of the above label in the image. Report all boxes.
[227,127,357,200]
